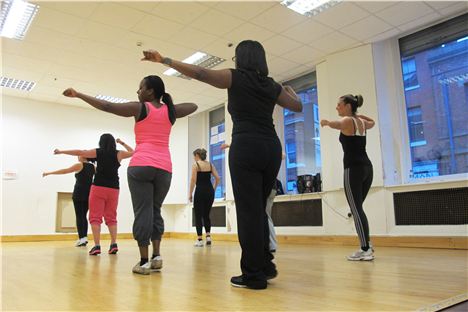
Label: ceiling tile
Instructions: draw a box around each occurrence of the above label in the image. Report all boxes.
[340,15,394,41]
[24,25,82,52]
[38,2,99,19]
[425,1,462,10]
[3,53,52,73]
[251,4,307,33]
[308,31,359,54]
[262,35,303,57]
[151,2,210,24]
[281,46,325,65]
[355,1,398,13]
[364,28,401,44]
[33,7,86,35]
[202,38,237,61]
[88,3,146,30]
[438,2,468,16]
[376,2,435,26]
[189,9,244,36]
[268,56,301,77]
[312,2,370,30]
[168,27,219,51]
[224,23,275,44]
[398,12,442,32]
[213,1,276,20]
[281,19,334,44]
[76,21,129,46]
[131,15,185,41]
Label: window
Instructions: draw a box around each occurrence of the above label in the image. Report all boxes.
[402,57,419,90]
[407,107,426,147]
[399,13,468,179]
[209,107,226,199]
[283,72,321,193]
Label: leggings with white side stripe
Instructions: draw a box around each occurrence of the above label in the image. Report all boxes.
[343,165,373,250]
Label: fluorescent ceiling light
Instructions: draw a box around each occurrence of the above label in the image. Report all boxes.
[164,52,225,79]
[281,0,341,17]
[0,76,36,91]
[95,95,130,103]
[0,0,39,40]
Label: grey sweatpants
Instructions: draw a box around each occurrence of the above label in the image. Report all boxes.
[265,189,277,251]
[128,166,172,247]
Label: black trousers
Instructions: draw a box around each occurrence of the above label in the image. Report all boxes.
[229,135,282,282]
[72,198,89,239]
[343,165,373,249]
[194,186,215,236]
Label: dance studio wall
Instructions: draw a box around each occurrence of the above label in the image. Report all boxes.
[1,96,189,235]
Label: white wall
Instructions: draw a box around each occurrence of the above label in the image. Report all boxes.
[1,95,189,235]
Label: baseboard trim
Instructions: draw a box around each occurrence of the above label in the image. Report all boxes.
[2,233,466,249]
[416,293,468,312]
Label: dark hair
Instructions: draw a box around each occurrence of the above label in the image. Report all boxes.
[235,40,269,77]
[86,158,97,163]
[144,75,176,125]
[340,94,364,114]
[193,148,207,161]
[98,133,116,153]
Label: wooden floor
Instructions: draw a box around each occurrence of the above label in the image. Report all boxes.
[1,239,467,311]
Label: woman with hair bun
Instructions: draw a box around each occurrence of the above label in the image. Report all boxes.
[189,148,220,247]
[320,94,376,261]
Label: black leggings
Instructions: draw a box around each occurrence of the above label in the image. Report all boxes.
[194,186,215,236]
[72,198,89,239]
[343,165,373,250]
[229,135,282,282]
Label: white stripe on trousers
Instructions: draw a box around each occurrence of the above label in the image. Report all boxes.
[344,168,366,247]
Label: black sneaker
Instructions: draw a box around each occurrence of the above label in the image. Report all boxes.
[230,275,267,290]
[108,243,118,254]
[89,245,101,256]
[265,268,278,280]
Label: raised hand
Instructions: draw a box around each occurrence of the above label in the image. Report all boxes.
[116,138,123,144]
[141,50,164,63]
[320,119,329,127]
[220,143,230,150]
[54,149,61,155]
[63,88,78,97]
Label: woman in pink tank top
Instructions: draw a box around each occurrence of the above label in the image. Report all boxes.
[62,75,197,274]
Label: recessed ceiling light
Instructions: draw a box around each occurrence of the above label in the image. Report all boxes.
[0,76,36,91]
[164,52,225,79]
[281,0,341,17]
[0,0,39,40]
[95,95,130,103]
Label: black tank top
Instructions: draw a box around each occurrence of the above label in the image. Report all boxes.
[93,148,120,189]
[195,162,213,189]
[339,117,372,169]
[73,162,95,200]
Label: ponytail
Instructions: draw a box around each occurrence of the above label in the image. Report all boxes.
[162,92,176,125]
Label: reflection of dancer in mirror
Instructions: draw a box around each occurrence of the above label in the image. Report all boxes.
[320,94,375,261]
[54,135,133,256]
[43,156,96,247]
[140,40,303,288]
[62,75,197,273]
[189,148,220,247]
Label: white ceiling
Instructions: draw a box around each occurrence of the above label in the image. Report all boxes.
[1,1,467,111]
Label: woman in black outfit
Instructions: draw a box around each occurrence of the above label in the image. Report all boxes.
[189,148,220,247]
[43,156,95,247]
[320,94,375,261]
[141,40,302,289]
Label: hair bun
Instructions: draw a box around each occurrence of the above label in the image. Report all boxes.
[355,94,364,107]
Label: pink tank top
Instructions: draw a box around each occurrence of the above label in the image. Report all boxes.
[129,102,172,172]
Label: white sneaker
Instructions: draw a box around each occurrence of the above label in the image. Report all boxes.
[206,236,212,246]
[132,261,151,275]
[150,256,163,271]
[75,237,88,247]
[347,249,374,261]
[194,240,204,247]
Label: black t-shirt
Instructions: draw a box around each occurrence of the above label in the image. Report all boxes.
[227,69,282,138]
[73,162,95,200]
[93,148,120,189]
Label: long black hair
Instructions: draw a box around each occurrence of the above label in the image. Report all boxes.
[341,94,364,114]
[98,133,116,153]
[144,75,176,125]
[235,40,269,77]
